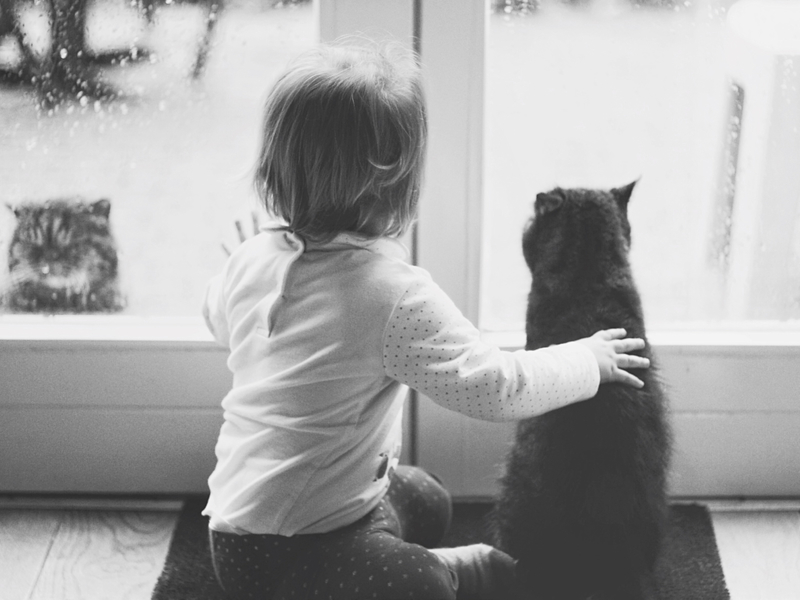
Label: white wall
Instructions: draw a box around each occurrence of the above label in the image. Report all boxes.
[2,326,799,497]
[418,333,800,499]
[0,332,228,493]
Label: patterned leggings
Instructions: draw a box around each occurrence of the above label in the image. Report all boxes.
[209,466,458,600]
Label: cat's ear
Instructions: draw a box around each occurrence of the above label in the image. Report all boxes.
[6,203,20,219]
[535,192,562,217]
[91,199,111,219]
[612,180,638,210]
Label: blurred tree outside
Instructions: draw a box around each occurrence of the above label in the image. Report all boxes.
[0,0,235,107]
[47,0,114,104]
[1,0,116,106]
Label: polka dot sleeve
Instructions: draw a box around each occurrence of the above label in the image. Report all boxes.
[382,278,600,422]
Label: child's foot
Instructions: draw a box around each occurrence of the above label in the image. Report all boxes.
[431,543,519,600]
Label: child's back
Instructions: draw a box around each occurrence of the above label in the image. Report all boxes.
[204,230,423,536]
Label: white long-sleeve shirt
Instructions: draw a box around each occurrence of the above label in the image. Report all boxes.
[202,229,600,536]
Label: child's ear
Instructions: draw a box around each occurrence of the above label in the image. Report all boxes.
[535,192,562,217]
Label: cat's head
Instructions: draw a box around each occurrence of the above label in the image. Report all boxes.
[522,181,637,288]
[7,198,115,278]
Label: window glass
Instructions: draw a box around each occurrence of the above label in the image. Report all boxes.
[0,0,315,315]
[483,0,800,331]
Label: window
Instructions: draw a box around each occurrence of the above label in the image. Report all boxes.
[0,0,316,316]
[422,0,800,333]
[484,0,733,329]
[416,0,800,498]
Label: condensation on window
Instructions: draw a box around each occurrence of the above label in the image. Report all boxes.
[0,0,314,315]
[482,0,800,329]
[708,81,744,276]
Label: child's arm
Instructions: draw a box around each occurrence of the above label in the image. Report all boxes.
[203,272,230,347]
[205,212,271,345]
[382,278,648,422]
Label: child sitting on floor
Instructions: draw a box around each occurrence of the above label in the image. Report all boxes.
[202,40,650,600]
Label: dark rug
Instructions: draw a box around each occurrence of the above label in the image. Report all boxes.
[152,499,729,599]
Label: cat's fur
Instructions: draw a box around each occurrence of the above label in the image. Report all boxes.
[493,182,671,600]
[5,198,125,313]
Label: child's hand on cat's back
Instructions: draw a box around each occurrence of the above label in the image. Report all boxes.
[576,329,650,389]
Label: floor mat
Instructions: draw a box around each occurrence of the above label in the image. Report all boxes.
[152,499,729,599]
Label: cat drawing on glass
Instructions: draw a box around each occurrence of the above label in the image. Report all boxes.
[5,198,125,313]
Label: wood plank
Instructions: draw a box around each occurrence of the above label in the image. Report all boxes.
[703,499,800,512]
[0,496,183,512]
[711,510,800,600]
[0,510,61,600]
[28,511,178,600]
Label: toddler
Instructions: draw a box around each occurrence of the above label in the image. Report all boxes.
[203,40,650,600]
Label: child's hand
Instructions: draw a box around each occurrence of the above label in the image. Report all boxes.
[222,211,262,256]
[576,328,650,389]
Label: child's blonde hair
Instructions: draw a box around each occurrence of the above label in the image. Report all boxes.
[255,40,427,242]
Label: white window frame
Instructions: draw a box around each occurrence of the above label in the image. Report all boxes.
[1,0,799,498]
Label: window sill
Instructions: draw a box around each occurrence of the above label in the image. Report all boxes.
[0,315,218,348]
[2,315,800,349]
[482,322,800,351]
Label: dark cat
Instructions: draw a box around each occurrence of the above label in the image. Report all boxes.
[493,182,671,600]
[5,198,125,313]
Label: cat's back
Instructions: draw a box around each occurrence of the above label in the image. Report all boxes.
[517,280,669,504]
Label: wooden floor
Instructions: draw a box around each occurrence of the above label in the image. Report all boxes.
[0,504,177,600]
[0,500,798,600]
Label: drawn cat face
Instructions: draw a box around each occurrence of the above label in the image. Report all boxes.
[522,181,637,289]
[9,198,110,269]
[5,198,123,312]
